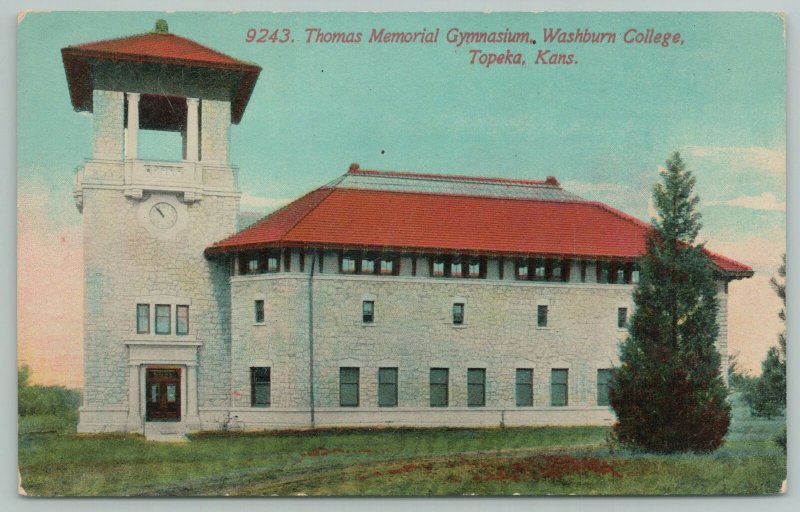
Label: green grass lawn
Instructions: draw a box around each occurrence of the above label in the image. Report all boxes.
[18,397,785,496]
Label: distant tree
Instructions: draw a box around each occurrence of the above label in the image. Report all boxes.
[18,364,30,390]
[742,254,786,419]
[609,152,730,453]
[727,351,754,391]
[17,365,81,419]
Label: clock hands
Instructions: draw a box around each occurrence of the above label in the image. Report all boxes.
[155,206,165,218]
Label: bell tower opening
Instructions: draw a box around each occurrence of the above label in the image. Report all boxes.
[125,93,201,163]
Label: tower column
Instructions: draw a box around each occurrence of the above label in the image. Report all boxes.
[126,363,142,430]
[125,92,140,160]
[186,98,199,162]
[186,363,201,428]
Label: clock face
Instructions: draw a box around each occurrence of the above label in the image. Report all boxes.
[149,202,178,229]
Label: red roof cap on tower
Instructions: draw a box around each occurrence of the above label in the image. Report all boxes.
[61,20,261,124]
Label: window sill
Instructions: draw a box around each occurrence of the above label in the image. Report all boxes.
[361,322,377,327]
[451,324,468,329]
[253,322,266,327]
[536,326,552,330]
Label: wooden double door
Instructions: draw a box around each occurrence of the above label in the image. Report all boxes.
[146,368,181,422]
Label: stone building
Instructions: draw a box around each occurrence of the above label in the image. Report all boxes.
[63,24,752,435]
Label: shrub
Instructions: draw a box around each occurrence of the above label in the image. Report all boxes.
[18,365,81,420]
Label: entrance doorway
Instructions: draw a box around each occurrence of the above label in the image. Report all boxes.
[145,368,181,422]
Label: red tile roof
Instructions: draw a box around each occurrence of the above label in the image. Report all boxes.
[205,179,752,276]
[61,32,260,124]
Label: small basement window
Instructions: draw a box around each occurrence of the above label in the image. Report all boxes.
[255,300,265,324]
[537,305,548,328]
[362,300,375,324]
[452,303,465,325]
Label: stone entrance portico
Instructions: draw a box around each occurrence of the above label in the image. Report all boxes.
[124,340,202,434]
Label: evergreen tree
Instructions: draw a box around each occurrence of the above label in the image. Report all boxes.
[609,152,730,453]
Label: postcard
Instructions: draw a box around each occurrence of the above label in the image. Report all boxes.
[17,11,786,496]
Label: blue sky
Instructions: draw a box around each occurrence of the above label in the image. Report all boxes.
[17,11,785,381]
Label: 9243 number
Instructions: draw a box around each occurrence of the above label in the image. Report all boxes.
[245,28,291,43]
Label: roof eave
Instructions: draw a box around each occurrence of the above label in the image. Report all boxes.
[61,46,261,122]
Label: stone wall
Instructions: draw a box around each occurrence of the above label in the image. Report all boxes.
[79,186,238,431]
[227,252,638,428]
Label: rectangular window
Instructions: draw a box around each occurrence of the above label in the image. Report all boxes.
[597,261,610,284]
[247,258,259,273]
[468,259,481,278]
[283,250,291,272]
[362,258,375,274]
[516,369,533,406]
[467,368,486,407]
[516,259,529,279]
[597,369,613,406]
[551,369,568,406]
[452,303,465,325]
[341,255,356,273]
[451,259,463,277]
[136,304,150,334]
[267,256,280,272]
[537,305,548,328]
[534,258,546,280]
[155,304,171,335]
[615,265,625,284]
[362,300,375,324]
[430,368,449,407]
[631,264,640,284]
[378,367,398,407]
[433,259,445,277]
[550,259,562,281]
[176,305,189,335]
[339,367,360,407]
[380,259,394,275]
[255,300,265,323]
[617,307,628,329]
[251,367,271,406]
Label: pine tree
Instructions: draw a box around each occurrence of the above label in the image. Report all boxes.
[609,152,730,453]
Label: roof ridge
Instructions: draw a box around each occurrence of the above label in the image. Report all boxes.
[279,186,338,241]
[584,200,651,231]
[586,201,753,272]
[702,247,754,271]
[346,168,561,187]
[332,185,587,205]
[207,186,335,249]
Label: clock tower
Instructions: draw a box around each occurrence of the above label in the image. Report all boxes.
[62,21,261,434]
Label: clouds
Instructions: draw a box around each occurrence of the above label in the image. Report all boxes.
[687,146,785,177]
[707,192,786,212]
[239,193,292,212]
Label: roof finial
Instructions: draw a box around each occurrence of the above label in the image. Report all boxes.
[154,19,169,34]
[545,176,560,187]
[349,162,360,172]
